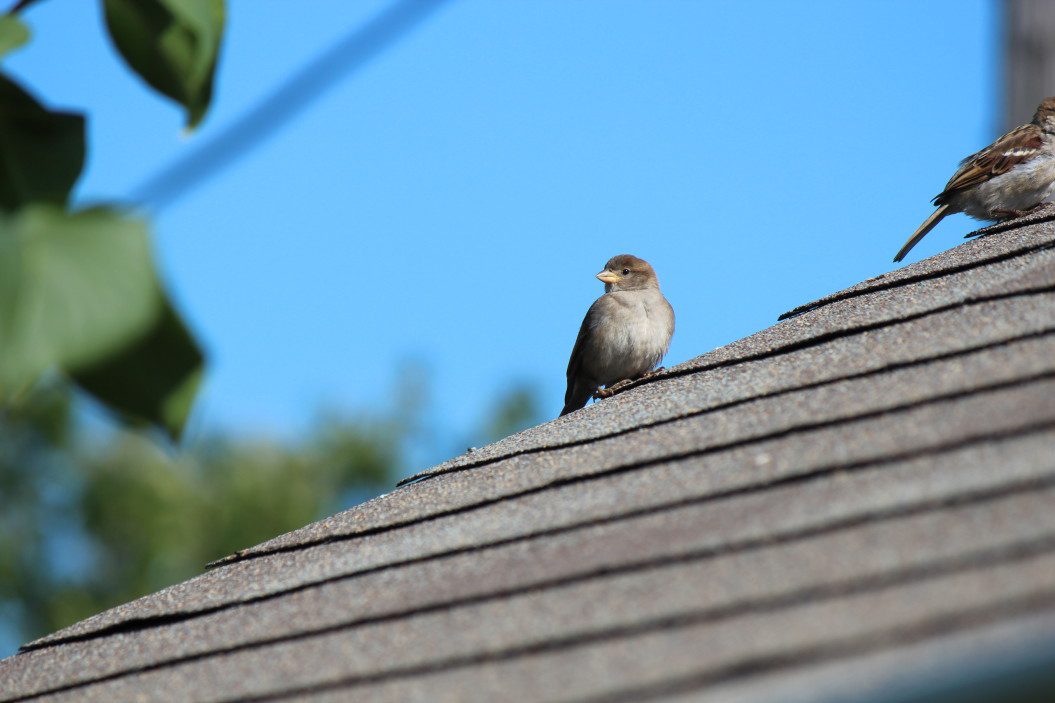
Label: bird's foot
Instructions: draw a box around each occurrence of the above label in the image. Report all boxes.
[593,378,633,399]
[991,209,1022,220]
[971,203,1055,238]
[593,368,667,400]
[993,205,1043,220]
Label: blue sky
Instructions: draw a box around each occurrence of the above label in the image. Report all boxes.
[8,0,998,450]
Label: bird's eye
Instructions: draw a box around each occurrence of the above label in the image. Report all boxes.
[622,268,630,275]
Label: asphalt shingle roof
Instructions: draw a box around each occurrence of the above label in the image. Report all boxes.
[3,213,1055,702]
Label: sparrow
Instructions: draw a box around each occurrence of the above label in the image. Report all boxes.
[560,254,675,416]
[894,96,1055,263]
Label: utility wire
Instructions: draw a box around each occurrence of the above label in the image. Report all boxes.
[132,0,453,211]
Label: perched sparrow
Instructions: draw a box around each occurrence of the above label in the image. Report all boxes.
[894,96,1055,262]
[560,254,675,416]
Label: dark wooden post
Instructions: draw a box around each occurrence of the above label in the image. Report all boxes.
[1004,0,1055,130]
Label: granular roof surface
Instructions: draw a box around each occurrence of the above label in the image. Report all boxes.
[3,212,1055,702]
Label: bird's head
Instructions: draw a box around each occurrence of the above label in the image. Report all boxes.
[1033,97,1055,129]
[596,254,659,292]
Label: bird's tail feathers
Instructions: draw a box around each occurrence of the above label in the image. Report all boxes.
[560,379,594,417]
[893,204,952,263]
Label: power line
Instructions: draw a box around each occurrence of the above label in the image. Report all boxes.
[132,0,453,211]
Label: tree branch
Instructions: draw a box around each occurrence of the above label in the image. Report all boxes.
[8,0,41,15]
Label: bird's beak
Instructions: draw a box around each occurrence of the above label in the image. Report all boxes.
[596,270,619,284]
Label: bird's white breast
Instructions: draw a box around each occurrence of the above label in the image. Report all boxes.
[590,289,673,385]
[961,145,1055,219]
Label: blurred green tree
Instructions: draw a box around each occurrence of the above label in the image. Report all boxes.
[0,378,543,652]
[0,0,547,657]
[473,382,542,447]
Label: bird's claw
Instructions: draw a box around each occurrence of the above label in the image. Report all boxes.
[593,368,667,400]
[594,378,633,399]
[994,203,1049,220]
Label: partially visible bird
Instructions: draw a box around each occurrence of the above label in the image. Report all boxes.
[894,96,1055,263]
[560,254,675,417]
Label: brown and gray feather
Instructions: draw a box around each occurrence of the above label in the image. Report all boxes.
[561,255,675,416]
[894,96,1055,263]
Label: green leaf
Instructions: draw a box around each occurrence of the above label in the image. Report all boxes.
[0,206,161,396]
[75,298,203,440]
[0,205,204,438]
[0,16,30,60]
[0,73,85,210]
[102,0,224,129]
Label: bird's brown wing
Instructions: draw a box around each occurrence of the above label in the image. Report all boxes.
[562,297,608,415]
[562,306,595,411]
[565,315,589,382]
[933,124,1043,205]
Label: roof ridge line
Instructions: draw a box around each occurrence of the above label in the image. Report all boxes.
[183,370,1055,568]
[212,322,1055,570]
[397,283,1055,487]
[776,229,1055,321]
